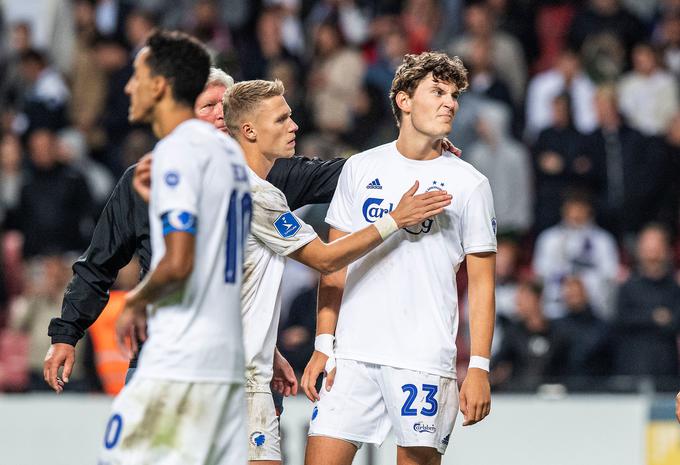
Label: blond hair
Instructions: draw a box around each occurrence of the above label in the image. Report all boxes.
[223,79,285,134]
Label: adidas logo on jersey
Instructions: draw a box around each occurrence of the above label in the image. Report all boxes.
[366,178,382,189]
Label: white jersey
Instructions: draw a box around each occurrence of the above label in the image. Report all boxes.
[137,119,250,383]
[241,168,317,392]
[326,141,497,378]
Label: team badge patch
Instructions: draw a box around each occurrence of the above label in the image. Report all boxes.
[162,211,197,235]
[250,432,266,447]
[273,212,301,238]
[164,171,180,187]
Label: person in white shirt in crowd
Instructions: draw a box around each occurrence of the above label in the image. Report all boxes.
[465,101,532,236]
[525,49,597,141]
[533,189,619,320]
[618,41,679,136]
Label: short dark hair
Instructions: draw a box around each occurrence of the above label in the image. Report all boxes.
[145,30,211,107]
[389,52,469,127]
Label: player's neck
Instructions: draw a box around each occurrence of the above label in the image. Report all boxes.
[395,126,443,161]
[242,146,275,179]
[153,101,195,139]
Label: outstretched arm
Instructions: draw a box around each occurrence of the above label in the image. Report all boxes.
[301,227,348,402]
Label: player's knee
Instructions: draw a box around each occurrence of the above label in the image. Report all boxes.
[397,445,441,465]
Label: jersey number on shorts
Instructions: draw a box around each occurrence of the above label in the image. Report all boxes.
[401,384,439,417]
[225,190,252,283]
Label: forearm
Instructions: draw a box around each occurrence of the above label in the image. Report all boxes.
[126,258,190,308]
[316,269,346,336]
[466,253,496,358]
[318,224,384,273]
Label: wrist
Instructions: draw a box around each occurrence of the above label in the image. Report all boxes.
[374,214,399,239]
[468,355,490,373]
[314,334,335,358]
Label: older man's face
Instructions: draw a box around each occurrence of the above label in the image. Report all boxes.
[195,84,227,132]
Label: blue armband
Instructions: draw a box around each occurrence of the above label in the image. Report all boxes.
[161,211,197,236]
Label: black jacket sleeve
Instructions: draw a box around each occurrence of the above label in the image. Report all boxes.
[48,165,150,345]
[267,156,347,211]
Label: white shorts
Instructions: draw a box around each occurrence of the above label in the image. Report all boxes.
[308,359,459,455]
[98,377,247,465]
[246,391,281,461]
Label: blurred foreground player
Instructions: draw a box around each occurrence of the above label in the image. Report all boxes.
[98,30,250,465]
[302,52,497,465]
[221,79,452,464]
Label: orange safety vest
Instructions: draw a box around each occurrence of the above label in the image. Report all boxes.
[88,290,130,395]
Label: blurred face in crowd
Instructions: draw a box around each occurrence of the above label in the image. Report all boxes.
[561,199,592,227]
[248,95,298,159]
[632,45,657,75]
[195,84,227,132]
[0,134,22,173]
[125,47,157,124]
[496,240,519,280]
[637,227,671,279]
[516,283,543,322]
[28,129,57,169]
[315,23,341,56]
[464,5,492,36]
[557,51,580,81]
[402,73,460,138]
[591,0,620,15]
[561,276,589,312]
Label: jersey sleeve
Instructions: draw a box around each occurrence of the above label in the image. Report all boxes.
[151,140,203,219]
[250,186,318,257]
[461,179,497,254]
[324,157,354,232]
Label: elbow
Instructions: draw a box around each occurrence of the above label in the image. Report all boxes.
[313,255,343,275]
[165,256,194,283]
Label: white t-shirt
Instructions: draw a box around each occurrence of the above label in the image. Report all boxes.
[241,168,317,392]
[137,119,251,383]
[326,141,497,378]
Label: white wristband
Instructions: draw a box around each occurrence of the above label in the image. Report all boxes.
[314,334,336,373]
[468,356,490,372]
[373,214,399,240]
[314,334,335,357]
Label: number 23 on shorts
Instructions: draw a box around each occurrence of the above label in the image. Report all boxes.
[401,384,438,417]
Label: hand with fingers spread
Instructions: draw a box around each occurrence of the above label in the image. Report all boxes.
[390,181,452,229]
[459,368,491,426]
[132,153,152,203]
[271,348,298,397]
[43,343,76,393]
[115,298,148,360]
[301,350,337,402]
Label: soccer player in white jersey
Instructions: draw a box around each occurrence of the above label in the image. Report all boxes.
[98,31,250,465]
[221,79,453,465]
[302,52,498,465]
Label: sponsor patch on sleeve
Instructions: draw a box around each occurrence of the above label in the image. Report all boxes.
[164,171,180,187]
[162,210,197,235]
[273,212,301,238]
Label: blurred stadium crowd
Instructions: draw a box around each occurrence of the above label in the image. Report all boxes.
[0,0,679,395]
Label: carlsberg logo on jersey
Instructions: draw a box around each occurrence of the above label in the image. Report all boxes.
[362,197,394,223]
[413,423,436,434]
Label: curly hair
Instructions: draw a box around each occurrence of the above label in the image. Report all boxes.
[145,30,211,107]
[389,52,469,127]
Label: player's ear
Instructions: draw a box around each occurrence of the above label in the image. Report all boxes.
[241,122,257,142]
[151,75,167,101]
[396,90,412,115]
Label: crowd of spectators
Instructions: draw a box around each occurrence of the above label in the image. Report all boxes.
[0,0,678,394]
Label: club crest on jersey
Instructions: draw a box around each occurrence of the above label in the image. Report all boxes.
[426,180,446,192]
[366,178,382,189]
[413,423,436,434]
[250,432,266,447]
[274,212,301,238]
[164,171,180,187]
[362,197,393,223]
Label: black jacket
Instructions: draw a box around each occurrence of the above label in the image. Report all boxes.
[48,156,346,346]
